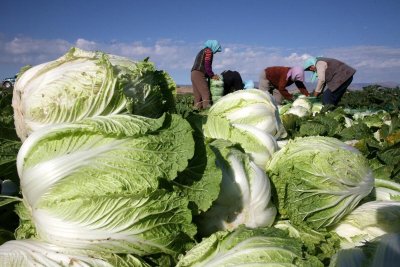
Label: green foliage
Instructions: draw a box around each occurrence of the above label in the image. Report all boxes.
[281,109,345,139]
[0,93,21,183]
[281,113,302,137]
[0,198,21,242]
[338,122,373,141]
[339,85,400,112]
[298,120,328,136]
[0,94,14,130]
[174,93,194,118]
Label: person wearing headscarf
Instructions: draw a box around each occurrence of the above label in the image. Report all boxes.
[304,56,356,106]
[258,66,310,104]
[220,70,244,95]
[191,40,222,109]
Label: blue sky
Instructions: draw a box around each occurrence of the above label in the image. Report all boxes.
[1,0,400,85]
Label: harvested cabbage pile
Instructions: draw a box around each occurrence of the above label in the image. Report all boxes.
[279,95,323,117]
[209,78,224,103]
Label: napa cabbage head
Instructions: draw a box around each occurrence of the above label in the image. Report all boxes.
[203,89,281,169]
[329,201,400,249]
[373,178,400,201]
[285,95,321,117]
[12,47,176,141]
[329,233,400,267]
[311,102,324,115]
[0,239,151,267]
[278,103,292,115]
[267,136,374,230]
[15,113,196,257]
[195,140,276,237]
[176,226,324,267]
[204,89,287,139]
[108,55,176,118]
[292,95,312,111]
[204,119,279,170]
[286,105,310,117]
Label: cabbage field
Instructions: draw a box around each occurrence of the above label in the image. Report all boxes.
[0,48,400,266]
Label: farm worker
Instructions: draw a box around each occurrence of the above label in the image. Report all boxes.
[258,66,310,104]
[304,57,356,106]
[191,40,222,109]
[220,70,244,95]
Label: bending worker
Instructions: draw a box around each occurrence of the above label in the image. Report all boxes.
[304,56,356,106]
[221,70,244,95]
[258,66,310,104]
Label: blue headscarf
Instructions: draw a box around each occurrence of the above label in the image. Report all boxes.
[204,40,222,54]
[243,80,255,89]
[303,57,318,82]
[303,57,317,70]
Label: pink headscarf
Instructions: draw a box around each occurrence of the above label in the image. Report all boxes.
[286,66,305,82]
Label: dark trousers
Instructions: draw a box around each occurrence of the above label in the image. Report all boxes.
[323,76,353,106]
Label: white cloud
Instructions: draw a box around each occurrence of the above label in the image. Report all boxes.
[75,38,97,51]
[0,35,399,84]
[323,46,400,68]
[0,36,70,67]
[319,46,400,83]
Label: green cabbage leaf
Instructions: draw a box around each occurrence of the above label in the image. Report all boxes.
[203,89,281,169]
[0,239,150,267]
[329,201,400,248]
[195,140,276,237]
[15,113,196,256]
[12,47,176,141]
[267,136,374,230]
[176,226,324,267]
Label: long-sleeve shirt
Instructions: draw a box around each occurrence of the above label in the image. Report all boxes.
[265,67,309,100]
[314,57,356,93]
[314,61,328,93]
[191,48,214,78]
[204,48,214,77]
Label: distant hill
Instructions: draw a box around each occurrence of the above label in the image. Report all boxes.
[370,81,400,88]
[345,82,399,90]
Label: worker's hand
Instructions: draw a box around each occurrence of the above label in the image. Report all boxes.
[313,91,320,97]
[212,75,220,80]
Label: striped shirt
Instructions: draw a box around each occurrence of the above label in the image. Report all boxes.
[203,48,214,77]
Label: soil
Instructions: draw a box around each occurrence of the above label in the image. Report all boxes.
[177,86,193,94]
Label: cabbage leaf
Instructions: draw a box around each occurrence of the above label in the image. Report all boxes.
[267,136,374,230]
[15,113,196,256]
